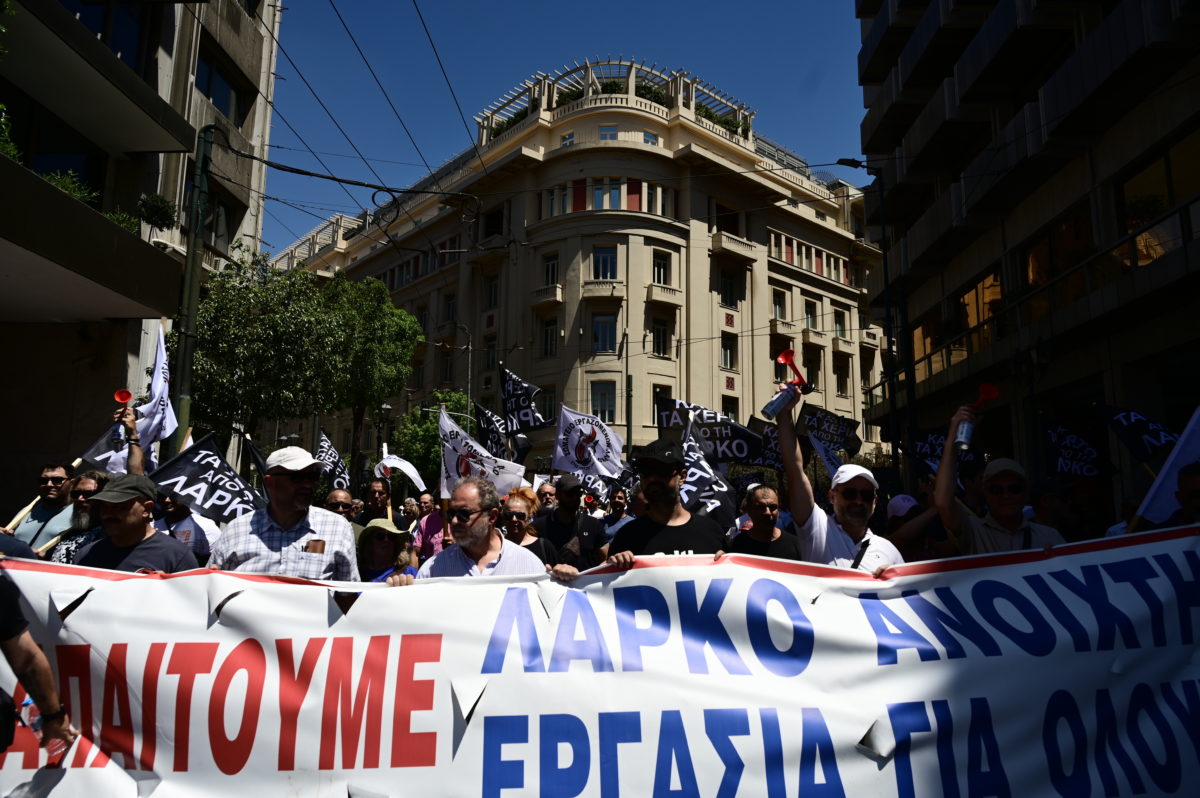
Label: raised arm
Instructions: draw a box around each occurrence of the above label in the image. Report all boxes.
[775,387,815,525]
[933,406,977,535]
[115,406,145,476]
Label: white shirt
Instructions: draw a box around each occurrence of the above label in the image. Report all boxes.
[796,505,904,572]
[416,536,546,579]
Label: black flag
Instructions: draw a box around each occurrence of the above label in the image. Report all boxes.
[654,395,762,465]
[1100,406,1178,463]
[149,433,265,525]
[316,428,351,491]
[243,435,270,493]
[1044,423,1104,478]
[678,428,738,533]
[501,364,553,434]
[510,433,533,465]
[474,402,509,459]
[745,421,784,472]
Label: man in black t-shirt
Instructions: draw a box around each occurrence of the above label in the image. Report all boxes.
[726,485,803,560]
[531,474,605,567]
[74,475,198,574]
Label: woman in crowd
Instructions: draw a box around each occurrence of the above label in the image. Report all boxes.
[503,488,558,565]
[356,518,418,582]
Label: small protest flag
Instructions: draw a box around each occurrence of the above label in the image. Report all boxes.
[552,405,625,479]
[654,395,762,465]
[438,408,525,498]
[679,421,738,533]
[501,365,554,434]
[1043,422,1104,478]
[1134,406,1200,527]
[1100,405,1179,464]
[149,432,265,525]
[798,404,860,480]
[316,428,351,491]
[374,454,427,492]
[474,402,510,458]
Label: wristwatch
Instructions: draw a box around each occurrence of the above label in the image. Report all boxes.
[41,705,67,723]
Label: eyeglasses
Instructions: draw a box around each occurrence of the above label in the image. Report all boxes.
[446,507,486,523]
[39,476,67,486]
[502,510,528,522]
[369,489,388,497]
[838,487,876,502]
[987,483,1025,496]
[71,490,98,500]
[326,501,353,511]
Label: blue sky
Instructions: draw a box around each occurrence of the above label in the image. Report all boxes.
[260,2,866,254]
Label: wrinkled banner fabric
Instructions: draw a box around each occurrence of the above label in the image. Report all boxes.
[1,527,1198,796]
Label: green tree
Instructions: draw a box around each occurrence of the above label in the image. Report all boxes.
[321,274,423,483]
[394,390,472,491]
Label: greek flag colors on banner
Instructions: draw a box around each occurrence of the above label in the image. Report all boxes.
[148,432,264,524]
[81,327,178,474]
[474,402,509,458]
[316,428,351,490]
[552,405,625,479]
[4,528,1197,794]
[500,365,552,434]
[437,407,525,498]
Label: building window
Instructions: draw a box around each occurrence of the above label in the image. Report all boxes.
[652,250,671,285]
[541,319,558,357]
[412,361,424,388]
[561,132,575,147]
[196,50,246,126]
[537,385,557,421]
[543,253,559,285]
[834,309,847,338]
[829,257,843,283]
[652,318,672,358]
[416,307,429,333]
[652,384,672,418]
[834,356,851,396]
[591,382,616,423]
[593,313,617,353]
[720,332,738,370]
[592,246,618,280]
[593,178,621,210]
[802,347,821,390]
[599,124,618,141]
[484,335,497,369]
[805,300,819,329]
[443,293,457,323]
[484,276,499,310]
[719,272,739,307]
[643,131,658,146]
[441,353,454,383]
[721,396,739,423]
[772,289,787,320]
[482,206,504,239]
[437,234,461,267]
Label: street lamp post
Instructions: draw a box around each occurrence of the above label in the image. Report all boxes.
[456,322,472,410]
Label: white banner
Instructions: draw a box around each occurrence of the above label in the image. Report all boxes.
[437,408,524,499]
[2,527,1199,795]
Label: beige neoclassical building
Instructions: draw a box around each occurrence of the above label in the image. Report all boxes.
[275,59,885,471]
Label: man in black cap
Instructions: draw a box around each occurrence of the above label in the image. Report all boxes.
[531,474,606,567]
[74,475,198,573]
[606,439,726,568]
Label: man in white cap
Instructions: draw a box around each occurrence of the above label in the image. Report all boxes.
[209,446,359,581]
[776,388,903,572]
[934,407,1064,553]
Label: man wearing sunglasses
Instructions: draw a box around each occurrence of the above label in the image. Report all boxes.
[776,388,904,572]
[387,477,544,584]
[325,489,365,542]
[3,464,75,549]
[934,406,1065,553]
[209,447,359,581]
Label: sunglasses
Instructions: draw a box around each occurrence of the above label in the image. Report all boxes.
[39,476,67,486]
[502,510,528,522]
[326,501,353,511]
[71,490,98,500]
[446,507,486,523]
[838,487,876,502]
[987,483,1025,496]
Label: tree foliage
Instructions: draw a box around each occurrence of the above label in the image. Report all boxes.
[394,390,472,490]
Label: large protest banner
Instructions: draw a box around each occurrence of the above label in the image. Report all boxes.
[2,528,1199,796]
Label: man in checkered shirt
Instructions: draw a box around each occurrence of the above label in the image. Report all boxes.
[209,447,359,581]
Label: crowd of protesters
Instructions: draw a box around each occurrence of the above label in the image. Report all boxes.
[2,387,1195,589]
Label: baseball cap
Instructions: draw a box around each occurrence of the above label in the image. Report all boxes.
[555,474,584,494]
[630,438,685,470]
[265,446,322,473]
[983,458,1026,483]
[830,464,879,490]
[90,474,158,504]
[887,494,921,519]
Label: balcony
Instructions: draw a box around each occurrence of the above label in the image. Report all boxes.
[897,76,990,179]
[710,231,757,263]
[959,99,1065,216]
[581,280,623,300]
[861,329,881,349]
[531,284,563,308]
[646,283,683,307]
[0,156,182,322]
[860,67,929,155]
[3,0,194,155]
[954,0,1075,105]
[859,0,924,85]
[897,0,991,92]
[801,328,827,346]
[769,317,798,337]
[833,336,857,355]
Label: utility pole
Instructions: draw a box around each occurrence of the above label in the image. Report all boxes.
[167,124,216,456]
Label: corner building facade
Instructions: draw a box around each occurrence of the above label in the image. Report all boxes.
[277,60,884,465]
[853,1,1200,506]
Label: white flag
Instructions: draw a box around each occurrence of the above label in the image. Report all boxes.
[552,405,625,479]
[437,408,525,498]
[1136,406,1200,527]
[375,454,427,492]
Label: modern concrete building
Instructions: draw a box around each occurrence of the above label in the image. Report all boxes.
[0,0,278,510]
[854,1,1199,510]
[275,58,885,474]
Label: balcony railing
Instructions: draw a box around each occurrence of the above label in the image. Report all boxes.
[864,192,1199,409]
[646,283,683,307]
[531,284,562,307]
[711,231,757,261]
